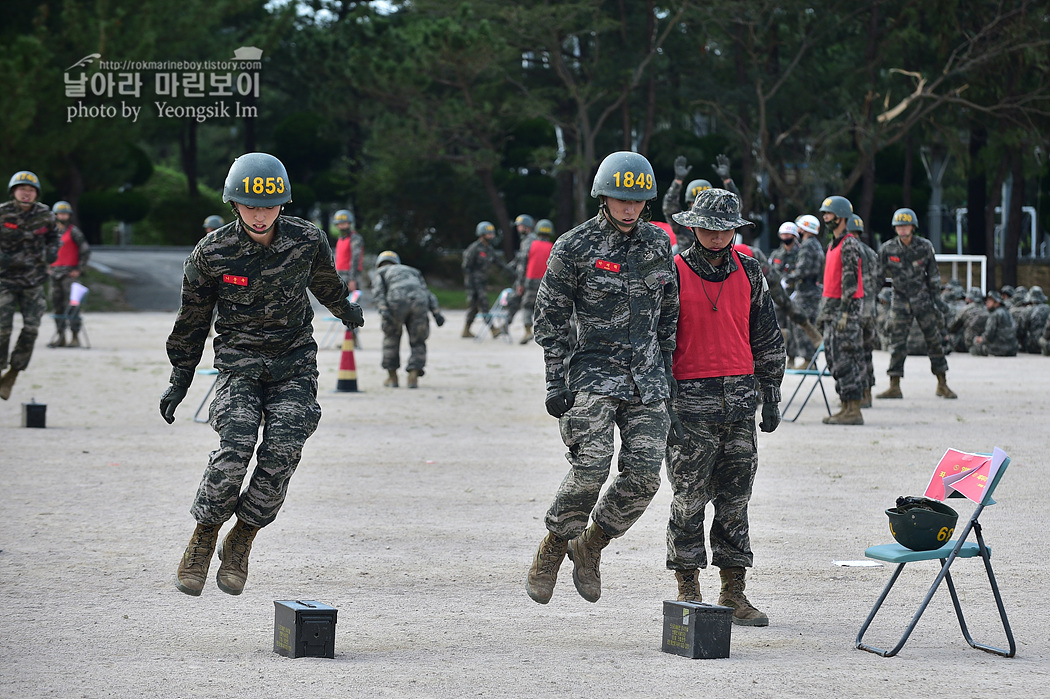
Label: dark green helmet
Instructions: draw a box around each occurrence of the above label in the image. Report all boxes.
[886,497,958,551]
[202,215,224,229]
[514,214,534,230]
[476,221,496,237]
[53,201,73,215]
[376,250,401,268]
[892,207,919,229]
[685,179,713,205]
[9,170,41,194]
[819,195,853,220]
[847,214,864,233]
[223,153,292,207]
[590,151,656,201]
[333,209,355,226]
[535,218,554,237]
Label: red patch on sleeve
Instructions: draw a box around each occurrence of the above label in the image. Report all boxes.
[889,256,901,262]
[3,222,17,229]
[595,259,621,273]
[223,275,248,286]
[34,226,49,235]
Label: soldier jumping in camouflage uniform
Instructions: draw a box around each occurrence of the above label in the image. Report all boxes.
[372,250,445,388]
[0,170,60,400]
[527,151,678,605]
[971,290,1018,356]
[48,201,91,348]
[461,221,510,338]
[876,208,957,400]
[665,189,784,626]
[161,153,364,597]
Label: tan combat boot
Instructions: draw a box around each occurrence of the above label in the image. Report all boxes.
[526,532,568,604]
[68,332,80,348]
[384,369,398,387]
[861,386,872,409]
[519,325,534,345]
[823,399,864,425]
[407,369,420,389]
[48,331,66,348]
[876,376,902,399]
[216,518,260,595]
[0,368,20,401]
[675,569,701,602]
[461,324,475,339]
[175,522,221,596]
[718,567,768,626]
[567,521,613,603]
[935,373,957,399]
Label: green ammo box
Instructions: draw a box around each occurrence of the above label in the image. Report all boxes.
[661,600,733,659]
[273,600,338,659]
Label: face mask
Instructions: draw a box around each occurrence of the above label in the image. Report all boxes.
[698,242,731,261]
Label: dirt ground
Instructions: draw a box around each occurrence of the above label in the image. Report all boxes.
[1,309,1048,698]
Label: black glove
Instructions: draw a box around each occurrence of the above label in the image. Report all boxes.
[545,380,575,419]
[673,155,692,180]
[667,400,686,446]
[344,303,365,328]
[433,311,445,327]
[759,402,781,433]
[713,153,732,181]
[160,385,188,424]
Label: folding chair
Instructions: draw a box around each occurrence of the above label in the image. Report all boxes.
[475,288,513,343]
[781,342,831,422]
[856,455,1015,658]
[193,368,220,424]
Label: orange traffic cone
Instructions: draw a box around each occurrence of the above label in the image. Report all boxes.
[335,330,359,392]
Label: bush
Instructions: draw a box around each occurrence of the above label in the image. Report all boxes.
[135,165,226,245]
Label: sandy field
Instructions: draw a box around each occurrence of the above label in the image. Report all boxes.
[1,309,1048,698]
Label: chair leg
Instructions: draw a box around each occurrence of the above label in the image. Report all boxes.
[947,523,1016,657]
[193,376,219,424]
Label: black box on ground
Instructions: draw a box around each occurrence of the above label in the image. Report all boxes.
[21,402,46,428]
[273,600,337,658]
[661,600,732,659]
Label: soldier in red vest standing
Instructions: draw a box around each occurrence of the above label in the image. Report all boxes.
[664,188,784,626]
[48,201,91,347]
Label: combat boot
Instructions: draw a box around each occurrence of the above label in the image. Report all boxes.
[876,376,902,399]
[68,332,80,348]
[384,369,398,387]
[566,521,613,603]
[935,373,957,399]
[407,369,420,389]
[823,399,863,425]
[0,368,20,401]
[520,325,534,345]
[526,532,568,604]
[216,518,260,595]
[718,567,768,626]
[861,386,872,409]
[461,324,475,339]
[48,331,66,348]
[675,569,702,602]
[175,522,221,596]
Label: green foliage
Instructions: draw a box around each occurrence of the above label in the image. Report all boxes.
[135,165,224,245]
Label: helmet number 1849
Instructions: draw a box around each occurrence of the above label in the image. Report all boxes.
[612,171,653,190]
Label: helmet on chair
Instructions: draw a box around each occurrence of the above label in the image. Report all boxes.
[886,497,958,551]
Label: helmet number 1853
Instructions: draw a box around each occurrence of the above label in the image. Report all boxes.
[242,176,286,195]
[612,171,653,190]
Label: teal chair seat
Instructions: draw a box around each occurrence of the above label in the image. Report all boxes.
[865,541,984,563]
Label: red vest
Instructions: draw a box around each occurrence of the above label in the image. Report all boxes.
[52,226,80,267]
[823,234,864,299]
[334,236,352,272]
[672,249,754,380]
[525,239,553,280]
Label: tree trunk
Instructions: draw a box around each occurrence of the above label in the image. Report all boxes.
[1003,148,1025,287]
[986,160,1007,286]
[966,126,987,257]
[180,119,199,198]
[902,135,913,210]
[479,167,513,260]
[859,155,876,248]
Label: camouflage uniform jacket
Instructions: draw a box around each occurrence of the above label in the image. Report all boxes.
[790,236,824,291]
[461,238,508,286]
[675,245,785,420]
[52,223,91,272]
[769,242,798,278]
[857,239,881,318]
[166,216,360,388]
[372,263,438,315]
[878,235,941,309]
[661,179,695,252]
[947,302,988,347]
[0,200,59,288]
[818,233,864,321]
[513,232,538,278]
[980,306,1018,355]
[533,214,679,404]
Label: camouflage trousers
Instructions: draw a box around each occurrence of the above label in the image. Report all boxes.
[49,269,82,333]
[464,281,488,327]
[791,288,822,359]
[822,312,866,402]
[545,390,669,540]
[862,313,878,389]
[885,298,947,376]
[519,279,541,328]
[969,340,1017,357]
[0,284,47,372]
[665,415,757,570]
[503,285,523,327]
[191,369,321,528]
[381,299,430,372]
[774,305,797,361]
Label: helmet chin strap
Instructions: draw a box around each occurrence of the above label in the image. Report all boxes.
[232,203,281,236]
[600,199,651,233]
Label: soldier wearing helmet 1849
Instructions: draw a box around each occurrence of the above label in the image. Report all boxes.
[460,220,510,338]
[526,151,679,606]
[876,208,957,400]
[161,152,364,598]
[48,201,91,348]
[817,195,866,425]
[0,170,60,400]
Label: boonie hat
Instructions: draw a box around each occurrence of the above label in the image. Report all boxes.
[672,188,753,231]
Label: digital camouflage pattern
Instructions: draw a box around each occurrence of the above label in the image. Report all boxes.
[661,179,696,252]
[818,234,865,401]
[461,236,509,327]
[49,223,91,334]
[372,262,439,372]
[971,305,1017,356]
[857,239,881,390]
[878,233,947,376]
[504,230,538,327]
[1022,289,1049,354]
[0,200,59,372]
[947,296,987,353]
[789,235,824,358]
[0,286,47,371]
[769,240,800,359]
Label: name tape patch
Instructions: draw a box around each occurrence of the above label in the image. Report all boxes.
[595,259,621,273]
[223,274,248,286]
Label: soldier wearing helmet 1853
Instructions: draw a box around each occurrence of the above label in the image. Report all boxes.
[526,151,679,606]
[0,170,60,400]
[160,152,364,598]
[663,188,784,626]
[817,195,866,425]
[876,208,957,400]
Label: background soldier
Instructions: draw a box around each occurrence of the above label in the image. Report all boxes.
[332,209,364,292]
[1022,286,1048,354]
[372,249,445,388]
[203,215,224,234]
[47,201,91,348]
[461,220,509,338]
[662,156,709,253]
[160,153,364,597]
[665,189,784,626]
[0,170,59,400]
[946,286,988,353]
[515,218,555,344]
[817,196,866,425]
[502,213,535,336]
[787,214,824,361]
[971,290,1017,356]
[849,215,882,407]
[770,221,801,366]
[527,151,678,606]
[876,208,956,400]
